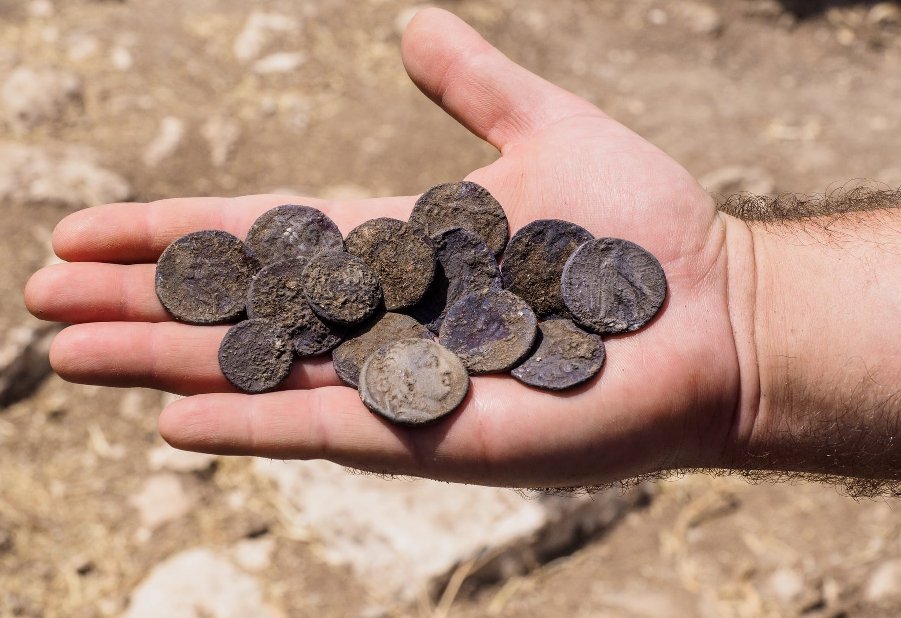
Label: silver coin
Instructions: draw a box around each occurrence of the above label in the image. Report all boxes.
[358,338,469,426]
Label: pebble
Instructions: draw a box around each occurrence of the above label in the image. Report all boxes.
[253,52,306,75]
[143,116,187,168]
[233,12,298,62]
[129,473,193,532]
[0,66,81,133]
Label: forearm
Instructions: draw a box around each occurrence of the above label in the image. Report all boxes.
[729,208,901,479]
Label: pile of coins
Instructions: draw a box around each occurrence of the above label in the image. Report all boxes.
[155,181,667,426]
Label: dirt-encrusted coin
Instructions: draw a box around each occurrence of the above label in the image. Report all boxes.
[410,227,502,333]
[439,289,538,374]
[332,312,432,388]
[511,319,605,390]
[303,252,383,326]
[156,230,259,325]
[345,218,436,311]
[359,338,469,426]
[409,181,509,256]
[244,204,344,266]
[218,318,294,393]
[561,238,667,334]
[501,219,594,317]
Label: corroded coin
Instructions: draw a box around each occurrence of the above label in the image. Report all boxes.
[410,228,501,333]
[511,319,605,390]
[303,252,383,326]
[345,217,436,311]
[561,238,667,334]
[244,204,344,266]
[501,219,594,317]
[359,338,469,426]
[438,289,537,374]
[156,230,259,325]
[332,312,432,388]
[408,181,509,256]
[218,318,294,393]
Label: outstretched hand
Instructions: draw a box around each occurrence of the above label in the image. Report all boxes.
[25,9,752,487]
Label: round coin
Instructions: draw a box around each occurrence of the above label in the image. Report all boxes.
[438,289,538,374]
[359,338,469,426]
[244,204,344,266]
[501,219,594,317]
[408,181,509,256]
[156,230,259,325]
[511,319,605,390]
[345,217,436,311]
[332,312,432,387]
[303,252,383,326]
[218,318,294,393]
[409,227,501,333]
[561,238,667,334]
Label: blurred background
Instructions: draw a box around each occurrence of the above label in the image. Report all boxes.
[2,0,901,616]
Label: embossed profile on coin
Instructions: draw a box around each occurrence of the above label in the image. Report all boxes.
[218,318,294,393]
[511,319,605,390]
[408,181,509,256]
[156,230,259,325]
[561,238,667,334]
[303,252,383,326]
[245,204,344,266]
[359,338,469,426]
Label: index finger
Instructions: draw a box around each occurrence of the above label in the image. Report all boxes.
[52,194,417,264]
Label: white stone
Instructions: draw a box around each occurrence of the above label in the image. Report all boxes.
[201,115,241,167]
[231,537,275,572]
[767,568,805,603]
[148,442,217,473]
[27,0,54,18]
[111,46,134,71]
[143,116,186,167]
[252,52,306,75]
[66,34,100,62]
[0,142,131,207]
[0,66,81,133]
[233,12,298,63]
[394,5,433,36]
[676,2,723,35]
[699,165,776,196]
[647,8,669,25]
[123,548,279,618]
[129,473,193,531]
[866,559,901,602]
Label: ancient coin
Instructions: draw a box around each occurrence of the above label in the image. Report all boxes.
[332,312,432,388]
[244,204,344,266]
[561,238,667,334]
[303,252,383,326]
[409,227,502,333]
[438,289,538,374]
[511,319,605,390]
[156,230,259,325]
[358,338,469,426]
[501,219,594,318]
[408,181,509,256]
[218,318,294,393]
[345,217,436,311]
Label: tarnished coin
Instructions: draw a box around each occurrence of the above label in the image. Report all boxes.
[410,228,502,333]
[345,218,436,311]
[511,319,605,390]
[303,252,383,326]
[439,289,538,374]
[501,219,594,317]
[359,338,469,426]
[245,204,344,266]
[218,318,294,393]
[562,238,667,334]
[409,181,509,256]
[156,230,259,325]
[332,312,432,387]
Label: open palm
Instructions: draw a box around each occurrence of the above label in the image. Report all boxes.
[25,9,745,487]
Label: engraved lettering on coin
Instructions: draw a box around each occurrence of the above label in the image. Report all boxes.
[561,238,667,334]
[438,289,538,374]
[155,230,259,325]
[359,338,469,426]
[218,318,293,393]
[303,252,383,326]
[511,319,605,390]
[408,181,509,256]
[245,204,344,266]
[501,219,594,317]
[345,217,436,311]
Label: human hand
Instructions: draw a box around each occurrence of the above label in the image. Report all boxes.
[24,9,755,487]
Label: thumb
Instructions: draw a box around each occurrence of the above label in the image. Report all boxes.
[401,8,601,153]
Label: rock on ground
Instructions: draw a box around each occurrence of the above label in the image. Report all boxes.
[0,322,58,408]
[0,66,82,133]
[129,473,194,532]
[143,116,186,167]
[233,12,299,63]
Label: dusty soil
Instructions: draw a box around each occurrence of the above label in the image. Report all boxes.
[2,0,901,616]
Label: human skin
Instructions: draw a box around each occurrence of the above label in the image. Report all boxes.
[23,9,901,488]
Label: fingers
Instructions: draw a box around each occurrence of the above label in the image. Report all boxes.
[401,8,600,152]
[53,194,416,264]
[50,321,341,394]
